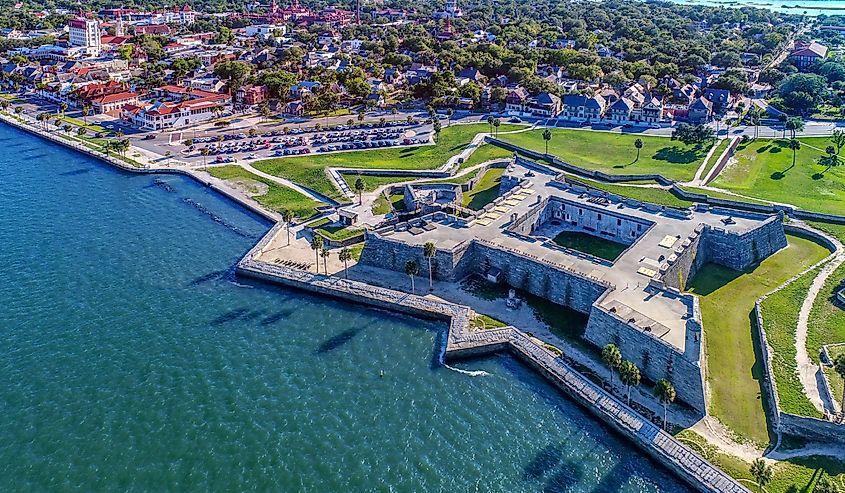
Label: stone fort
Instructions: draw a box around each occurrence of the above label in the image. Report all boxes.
[358,161,787,413]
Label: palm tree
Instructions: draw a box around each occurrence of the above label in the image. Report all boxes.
[405,259,419,294]
[200,147,210,168]
[58,101,67,117]
[542,128,552,155]
[779,113,788,139]
[82,104,91,124]
[619,360,640,405]
[446,107,453,127]
[634,138,643,162]
[354,177,365,205]
[749,107,762,139]
[310,235,324,273]
[423,242,436,291]
[0,100,9,112]
[281,209,294,245]
[601,343,622,388]
[750,458,773,493]
[320,246,330,274]
[653,379,676,431]
[493,118,501,137]
[76,126,87,138]
[834,354,845,415]
[338,247,352,279]
[487,115,494,134]
[357,110,365,122]
[788,139,801,170]
[432,120,442,143]
[62,123,71,134]
[786,117,804,140]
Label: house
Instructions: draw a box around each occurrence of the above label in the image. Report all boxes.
[702,88,732,113]
[641,97,663,124]
[122,98,221,130]
[135,24,171,36]
[236,84,269,105]
[290,81,320,98]
[607,98,635,123]
[688,96,713,124]
[504,87,528,114]
[561,94,605,121]
[283,101,304,116]
[91,90,141,114]
[789,41,828,69]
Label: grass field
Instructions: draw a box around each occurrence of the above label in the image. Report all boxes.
[458,142,514,170]
[206,165,320,219]
[676,430,845,493]
[552,231,627,261]
[341,174,412,193]
[577,179,695,208]
[463,168,503,209]
[308,217,363,241]
[686,234,831,445]
[371,194,391,215]
[713,137,845,215]
[759,266,825,418]
[805,222,845,370]
[496,128,711,181]
[253,124,521,201]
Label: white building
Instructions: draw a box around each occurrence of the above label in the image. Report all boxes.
[68,18,101,57]
[244,24,287,38]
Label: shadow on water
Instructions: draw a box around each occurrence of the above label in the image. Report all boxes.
[543,459,584,493]
[316,328,360,354]
[239,310,265,322]
[23,153,48,160]
[211,308,250,326]
[261,309,294,326]
[59,168,94,176]
[523,444,564,481]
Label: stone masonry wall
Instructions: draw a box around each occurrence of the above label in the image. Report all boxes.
[584,304,707,413]
[700,216,787,271]
[779,413,845,445]
[661,228,705,291]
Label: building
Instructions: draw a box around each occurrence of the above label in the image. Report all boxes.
[68,18,102,57]
[561,94,605,122]
[122,98,221,130]
[789,40,828,69]
[687,96,713,124]
[236,84,269,105]
[91,90,141,114]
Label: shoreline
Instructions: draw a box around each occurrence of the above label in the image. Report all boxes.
[0,114,751,493]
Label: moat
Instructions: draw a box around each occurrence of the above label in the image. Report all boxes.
[0,125,695,490]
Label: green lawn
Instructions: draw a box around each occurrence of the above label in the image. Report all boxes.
[759,266,825,418]
[371,194,391,215]
[389,192,406,212]
[470,314,508,330]
[686,234,831,445]
[805,222,845,366]
[463,168,504,210]
[206,165,320,219]
[713,137,845,215]
[676,430,845,493]
[552,231,627,261]
[577,179,695,209]
[342,174,412,193]
[496,128,711,181]
[308,217,364,241]
[458,142,514,170]
[253,124,521,202]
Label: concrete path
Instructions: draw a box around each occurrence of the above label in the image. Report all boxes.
[239,160,338,205]
[794,228,844,414]
[690,138,728,185]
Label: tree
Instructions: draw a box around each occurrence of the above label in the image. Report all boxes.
[542,128,552,155]
[749,106,763,140]
[338,248,352,279]
[423,242,436,291]
[493,118,501,137]
[634,138,643,162]
[786,117,804,140]
[671,123,714,146]
[214,60,253,95]
[814,473,840,493]
[619,360,640,405]
[750,459,773,493]
[248,128,257,137]
[200,147,209,168]
[354,177,365,205]
[835,354,845,415]
[653,379,676,431]
[601,343,622,388]
[788,139,801,171]
[831,130,845,154]
[320,247,330,274]
[76,127,86,138]
[487,115,494,134]
[58,101,67,117]
[405,259,419,294]
[310,235,324,273]
[446,107,453,127]
[281,209,294,246]
[14,106,22,115]
[80,103,91,123]
[432,120,442,143]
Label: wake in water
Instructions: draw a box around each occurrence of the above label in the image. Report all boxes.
[437,330,490,377]
[181,197,256,239]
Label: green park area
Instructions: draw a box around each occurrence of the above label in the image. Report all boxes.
[462,168,503,210]
[253,123,522,202]
[206,165,320,219]
[552,231,627,261]
[308,217,363,241]
[713,137,845,215]
[686,233,831,445]
[496,128,711,181]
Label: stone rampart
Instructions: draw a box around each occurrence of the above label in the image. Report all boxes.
[584,301,706,412]
[700,215,787,271]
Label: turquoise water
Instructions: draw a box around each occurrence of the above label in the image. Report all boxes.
[665,0,845,16]
[0,124,692,492]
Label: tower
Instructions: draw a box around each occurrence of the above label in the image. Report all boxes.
[115,14,125,36]
[68,17,101,57]
[356,0,361,24]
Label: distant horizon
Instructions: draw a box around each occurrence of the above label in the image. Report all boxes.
[659,0,845,16]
